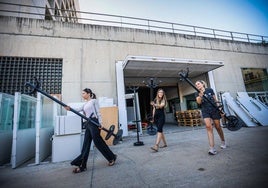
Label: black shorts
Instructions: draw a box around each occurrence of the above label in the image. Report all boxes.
[201,108,221,120]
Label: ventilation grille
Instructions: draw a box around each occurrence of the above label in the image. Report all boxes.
[0,56,63,95]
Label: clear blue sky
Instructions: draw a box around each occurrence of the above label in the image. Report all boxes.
[79,0,268,36]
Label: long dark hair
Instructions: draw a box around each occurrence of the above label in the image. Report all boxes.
[83,88,94,98]
[92,93,96,99]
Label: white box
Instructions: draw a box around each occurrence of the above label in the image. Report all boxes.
[51,131,93,163]
[55,115,81,136]
[98,97,114,107]
[51,134,81,163]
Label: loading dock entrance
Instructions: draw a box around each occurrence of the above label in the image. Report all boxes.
[116,55,224,136]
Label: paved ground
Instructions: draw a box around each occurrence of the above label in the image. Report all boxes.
[0,124,268,188]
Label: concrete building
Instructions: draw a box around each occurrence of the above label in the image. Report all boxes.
[0,0,80,22]
[0,10,267,136]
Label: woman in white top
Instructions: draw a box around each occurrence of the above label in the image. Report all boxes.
[65,88,117,173]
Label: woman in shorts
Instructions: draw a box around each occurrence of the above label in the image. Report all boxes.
[195,80,226,155]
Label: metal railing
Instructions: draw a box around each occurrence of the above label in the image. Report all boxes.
[0,2,268,44]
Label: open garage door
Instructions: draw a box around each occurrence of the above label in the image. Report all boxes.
[116,55,224,136]
[123,55,224,87]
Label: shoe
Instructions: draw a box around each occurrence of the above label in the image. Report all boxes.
[159,144,167,148]
[150,145,159,152]
[108,154,117,166]
[208,148,217,155]
[220,143,227,149]
[72,166,87,173]
[70,160,82,167]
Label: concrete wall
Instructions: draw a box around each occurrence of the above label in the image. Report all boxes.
[0,16,267,104]
[0,0,46,19]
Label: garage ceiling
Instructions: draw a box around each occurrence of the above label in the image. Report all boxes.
[123,56,224,86]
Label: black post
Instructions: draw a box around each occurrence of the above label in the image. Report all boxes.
[150,78,154,104]
[25,82,94,123]
[25,80,123,137]
[143,78,158,135]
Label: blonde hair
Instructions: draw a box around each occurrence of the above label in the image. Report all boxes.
[154,88,167,108]
[195,80,207,88]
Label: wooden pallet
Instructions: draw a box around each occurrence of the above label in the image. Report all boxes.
[176,110,202,127]
[176,110,201,118]
[177,119,202,127]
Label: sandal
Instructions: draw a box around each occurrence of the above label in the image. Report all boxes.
[159,145,167,148]
[70,160,82,167]
[72,166,87,173]
[108,154,117,166]
[150,145,159,152]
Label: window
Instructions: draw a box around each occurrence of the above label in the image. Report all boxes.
[241,68,268,92]
[185,93,199,110]
[0,56,63,95]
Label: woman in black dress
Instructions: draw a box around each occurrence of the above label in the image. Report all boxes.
[150,88,168,152]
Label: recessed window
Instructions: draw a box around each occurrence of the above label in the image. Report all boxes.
[241,68,268,92]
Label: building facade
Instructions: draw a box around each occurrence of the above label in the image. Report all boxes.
[0,15,267,136]
[0,0,80,22]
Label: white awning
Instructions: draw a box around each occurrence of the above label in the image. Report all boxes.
[122,55,224,86]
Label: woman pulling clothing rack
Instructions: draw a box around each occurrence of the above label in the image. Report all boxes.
[65,88,117,173]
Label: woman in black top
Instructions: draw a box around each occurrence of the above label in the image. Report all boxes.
[150,88,168,152]
[195,80,226,155]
